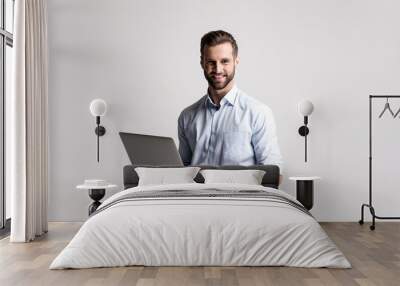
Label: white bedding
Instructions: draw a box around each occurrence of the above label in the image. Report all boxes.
[50,183,351,269]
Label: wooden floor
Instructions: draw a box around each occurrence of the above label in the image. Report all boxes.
[0,222,399,286]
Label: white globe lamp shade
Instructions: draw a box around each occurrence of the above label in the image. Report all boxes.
[90,99,107,117]
[298,100,314,116]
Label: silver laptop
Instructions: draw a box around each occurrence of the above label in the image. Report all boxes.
[119,132,183,166]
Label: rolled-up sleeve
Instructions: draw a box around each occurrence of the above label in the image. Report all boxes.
[178,112,192,166]
[251,106,284,173]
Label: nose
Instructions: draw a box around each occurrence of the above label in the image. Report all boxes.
[215,62,223,74]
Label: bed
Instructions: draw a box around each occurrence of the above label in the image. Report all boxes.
[50,165,350,269]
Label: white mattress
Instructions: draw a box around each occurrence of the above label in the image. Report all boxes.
[50,183,351,269]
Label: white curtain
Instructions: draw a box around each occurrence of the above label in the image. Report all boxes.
[10,0,48,242]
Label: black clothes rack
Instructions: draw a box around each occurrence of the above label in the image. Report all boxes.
[359,95,400,230]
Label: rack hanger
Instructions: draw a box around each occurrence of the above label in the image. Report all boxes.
[393,106,400,118]
[378,97,395,118]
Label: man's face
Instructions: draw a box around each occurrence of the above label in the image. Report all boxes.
[201,42,239,90]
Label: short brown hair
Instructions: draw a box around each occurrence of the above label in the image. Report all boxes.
[200,30,238,59]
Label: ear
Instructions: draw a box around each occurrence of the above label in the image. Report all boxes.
[235,56,240,66]
[200,56,205,69]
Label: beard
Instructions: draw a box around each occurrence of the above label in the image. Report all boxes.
[204,68,235,90]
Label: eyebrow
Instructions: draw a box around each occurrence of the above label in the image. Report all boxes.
[206,58,231,63]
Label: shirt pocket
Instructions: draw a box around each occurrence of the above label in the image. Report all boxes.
[222,130,252,163]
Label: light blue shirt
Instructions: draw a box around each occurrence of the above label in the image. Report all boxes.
[178,86,283,171]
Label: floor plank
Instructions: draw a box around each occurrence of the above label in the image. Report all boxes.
[0,222,399,286]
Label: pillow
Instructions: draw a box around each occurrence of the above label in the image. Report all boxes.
[200,169,266,185]
[134,167,201,186]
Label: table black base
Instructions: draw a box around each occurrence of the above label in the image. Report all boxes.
[296,180,314,211]
[88,189,105,215]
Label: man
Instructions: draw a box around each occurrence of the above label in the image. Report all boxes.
[178,30,283,173]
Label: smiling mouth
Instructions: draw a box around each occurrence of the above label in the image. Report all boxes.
[212,75,226,81]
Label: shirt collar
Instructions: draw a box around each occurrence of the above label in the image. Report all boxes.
[204,85,238,108]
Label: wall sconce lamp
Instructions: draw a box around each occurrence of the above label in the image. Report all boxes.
[89,99,107,162]
[298,100,314,162]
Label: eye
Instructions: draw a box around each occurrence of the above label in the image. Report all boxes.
[221,59,230,64]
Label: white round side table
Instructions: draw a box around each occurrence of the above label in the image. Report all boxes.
[76,182,117,215]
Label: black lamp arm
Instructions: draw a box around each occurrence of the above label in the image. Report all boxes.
[94,116,106,162]
[298,116,310,162]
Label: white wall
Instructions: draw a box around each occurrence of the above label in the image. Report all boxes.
[47,0,400,222]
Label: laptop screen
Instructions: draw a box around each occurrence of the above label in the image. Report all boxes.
[119,132,183,166]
